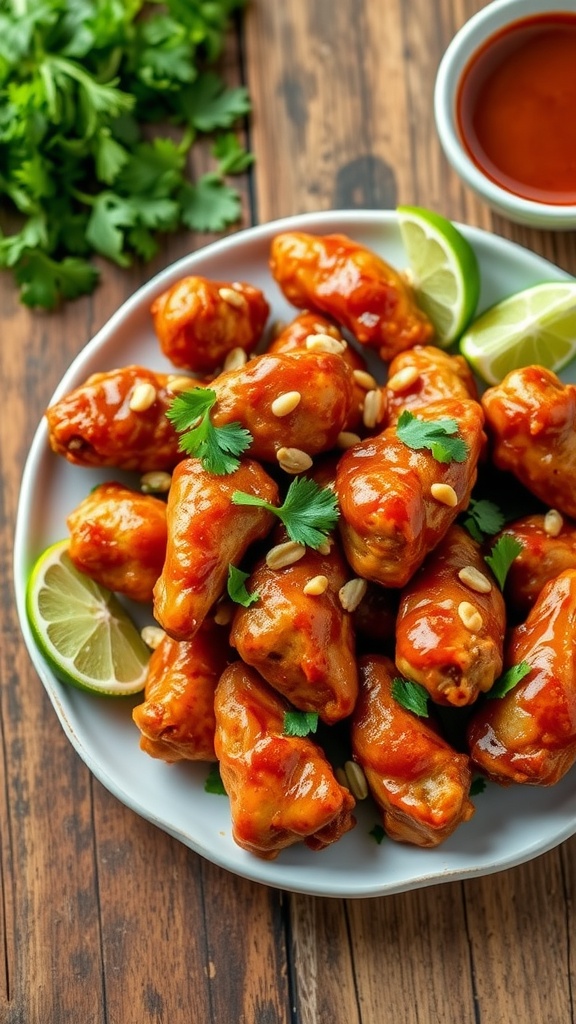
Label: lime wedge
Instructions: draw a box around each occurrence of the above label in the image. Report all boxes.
[397,205,480,347]
[26,540,150,696]
[460,281,576,385]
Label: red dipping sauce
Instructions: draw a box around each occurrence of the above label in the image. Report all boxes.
[456,13,576,205]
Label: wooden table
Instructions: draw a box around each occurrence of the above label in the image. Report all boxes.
[3,2,576,1021]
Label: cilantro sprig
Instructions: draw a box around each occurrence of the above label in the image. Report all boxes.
[283,711,319,738]
[487,662,532,700]
[484,535,524,589]
[0,0,251,308]
[166,387,252,476]
[232,477,340,550]
[227,564,259,607]
[391,677,430,718]
[396,410,469,463]
[462,498,505,543]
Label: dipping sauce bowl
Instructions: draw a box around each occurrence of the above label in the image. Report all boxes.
[434,0,576,229]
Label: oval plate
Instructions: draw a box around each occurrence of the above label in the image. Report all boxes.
[13,210,576,898]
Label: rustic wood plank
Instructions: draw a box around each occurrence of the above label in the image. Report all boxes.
[287,895,361,1024]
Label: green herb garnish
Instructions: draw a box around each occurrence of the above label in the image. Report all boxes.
[469,776,487,796]
[462,498,505,543]
[369,824,386,845]
[0,1,250,308]
[283,711,319,738]
[396,410,469,464]
[232,477,339,550]
[484,534,524,589]
[488,662,532,700]
[391,677,430,718]
[227,564,259,607]
[166,388,252,475]
[204,763,227,796]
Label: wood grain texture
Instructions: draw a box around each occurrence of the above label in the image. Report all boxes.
[2,1,576,1022]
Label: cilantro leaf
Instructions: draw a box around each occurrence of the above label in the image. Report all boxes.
[369,824,386,845]
[204,763,227,795]
[396,410,469,463]
[484,534,524,589]
[14,251,99,309]
[85,191,136,266]
[183,72,251,132]
[213,133,255,176]
[391,677,430,718]
[232,477,340,550]
[469,776,487,796]
[283,711,319,738]
[166,387,252,475]
[487,661,532,700]
[227,564,259,607]
[462,498,505,543]
[179,175,242,233]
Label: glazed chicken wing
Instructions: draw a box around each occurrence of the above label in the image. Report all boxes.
[209,349,356,463]
[482,365,576,518]
[395,525,506,706]
[150,276,269,373]
[467,568,576,786]
[46,366,182,472]
[153,457,278,641]
[269,232,434,360]
[229,533,358,723]
[214,662,356,860]
[351,655,474,847]
[67,482,167,604]
[385,345,479,424]
[132,625,229,762]
[498,511,576,621]
[335,398,486,588]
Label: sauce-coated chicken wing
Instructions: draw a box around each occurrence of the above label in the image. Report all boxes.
[153,458,278,640]
[499,512,576,621]
[150,276,269,373]
[229,534,358,723]
[395,525,505,706]
[467,568,576,786]
[210,349,355,462]
[385,345,479,424]
[335,398,485,588]
[269,232,434,360]
[482,366,576,518]
[67,482,167,604]
[214,662,356,859]
[351,655,474,846]
[46,366,182,472]
[133,625,230,762]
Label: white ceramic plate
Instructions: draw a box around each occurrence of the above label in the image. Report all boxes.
[14,210,576,898]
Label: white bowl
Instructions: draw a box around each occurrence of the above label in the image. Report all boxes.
[434,0,576,229]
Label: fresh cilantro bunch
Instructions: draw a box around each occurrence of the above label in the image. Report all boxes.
[0,0,252,308]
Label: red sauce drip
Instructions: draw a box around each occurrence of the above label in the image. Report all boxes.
[456,13,576,205]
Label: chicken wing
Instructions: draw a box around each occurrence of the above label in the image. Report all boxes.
[269,232,434,360]
[150,276,269,373]
[45,366,182,472]
[229,533,358,723]
[395,525,505,706]
[467,568,576,786]
[335,398,486,588]
[385,345,479,424]
[498,511,576,621]
[67,482,167,604]
[482,366,576,518]
[210,349,356,462]
[153,457,278,640]
[351,654,474,847]
[214,662,356,859]
[132,625,229,762]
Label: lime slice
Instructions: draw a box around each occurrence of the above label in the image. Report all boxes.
[397,205,480,347]
[26,540,150,696]
[460,281,576,385]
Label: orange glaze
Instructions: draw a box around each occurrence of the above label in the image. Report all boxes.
[457,13,576,204]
